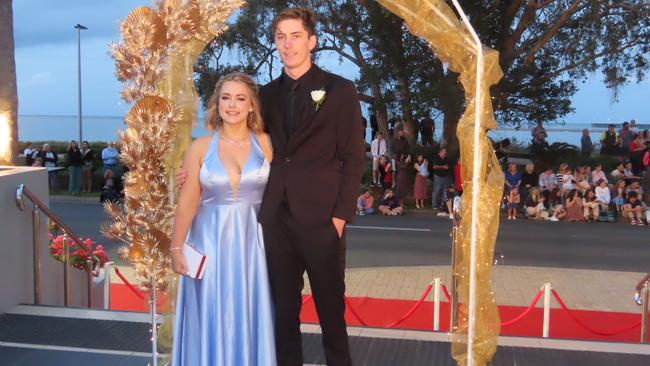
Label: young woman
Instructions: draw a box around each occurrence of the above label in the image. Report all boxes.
[594,179,611,213]
[612,179,627,213]
[525,187,549,220]
[395,153,412,204]
[623,191,646,225]
[380,155,393,190]
[39,143,59,190]
[582,189,600,222]
[504,163,522,194]
[565,189,584,222]
[169,73,276,365]
[81,141,94,193]
[66,140,83,195]
[413,154,428,208]
[379,188,404,216]
[547,188,567,221]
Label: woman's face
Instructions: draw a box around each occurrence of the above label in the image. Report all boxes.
[218,81,253,127]
[417,155,424,163]
[508,164,516,173]
[82,142,89,149]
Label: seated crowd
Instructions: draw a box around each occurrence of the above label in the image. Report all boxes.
[504,161,649,225]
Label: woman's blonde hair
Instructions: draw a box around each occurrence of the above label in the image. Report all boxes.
[204,72,264,133]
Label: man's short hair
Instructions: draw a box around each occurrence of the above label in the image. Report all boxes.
[272,7,317,36]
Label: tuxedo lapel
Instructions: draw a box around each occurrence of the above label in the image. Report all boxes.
[287,68,329,151]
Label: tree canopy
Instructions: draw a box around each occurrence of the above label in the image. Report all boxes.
[194,0,650,152]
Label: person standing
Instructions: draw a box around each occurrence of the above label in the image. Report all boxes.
[531,121,548,148]
[600,124,618,155]
[259,8,364,366]
[620,121,634,156]
[390,124,410,184]
[581,129,594,158]
[170,73,276,366]
[413,154,429,208]
[419,116,434,147]
[431,147,452,209]
[23,142,36,166]
[40,143,58,190]
[66,140,83,195]
[102,141,120,176]
[81,141,94,193]
[371,131,387,186]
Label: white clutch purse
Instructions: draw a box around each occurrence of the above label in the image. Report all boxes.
[183,242,206,279]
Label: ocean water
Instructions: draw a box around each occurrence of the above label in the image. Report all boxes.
[17,114,648,147]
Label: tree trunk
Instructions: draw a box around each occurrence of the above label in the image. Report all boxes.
[369,82,389,139]
[395,74,418,146]
[0,0,18,165]
[439,72,464,157]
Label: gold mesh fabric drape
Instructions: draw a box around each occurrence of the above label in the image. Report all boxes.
[375,1,504,365]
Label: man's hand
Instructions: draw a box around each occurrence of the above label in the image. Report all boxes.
[332,217,346,239]
[176,167,188,189]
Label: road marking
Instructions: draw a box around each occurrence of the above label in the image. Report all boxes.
[347,225,431,232]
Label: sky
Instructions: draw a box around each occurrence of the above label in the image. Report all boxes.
[12,0,650,125]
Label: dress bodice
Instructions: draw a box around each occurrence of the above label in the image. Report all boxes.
[199,131,270,206]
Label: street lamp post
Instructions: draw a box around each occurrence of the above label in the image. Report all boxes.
[74,24,87,145]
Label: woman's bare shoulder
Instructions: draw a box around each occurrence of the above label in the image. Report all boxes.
[187,134,213,162]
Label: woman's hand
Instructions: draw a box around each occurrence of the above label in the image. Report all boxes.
[171,251,189,276]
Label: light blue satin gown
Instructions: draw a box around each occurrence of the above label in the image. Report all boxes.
[172,131,276,366]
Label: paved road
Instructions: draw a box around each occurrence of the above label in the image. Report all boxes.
[49,201,650,272]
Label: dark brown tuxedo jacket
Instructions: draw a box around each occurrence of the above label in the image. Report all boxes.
[259,66,365,226]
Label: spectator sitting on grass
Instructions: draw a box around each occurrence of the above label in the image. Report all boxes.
[612,179,627,213]
[506,186,521,220]
[591,163,608,187]
[356,189,375,216]
[582,189,600,223]
[574,166,590,193]
[520,163,537,203]
[559,163,575,194]
[538,167,557,205]
[594,179,611,213]
[623,191,646,226]
[379,188,404,216]
[437,185,458,219]
[565,189,584,222]
[626,180,644,197]
[525,187,549,220]
[624,161,640,181]
[610,162,625,180]
[547,188,567,221]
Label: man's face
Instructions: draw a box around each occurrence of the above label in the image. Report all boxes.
[439,149,447,158]
[274,19,316,71]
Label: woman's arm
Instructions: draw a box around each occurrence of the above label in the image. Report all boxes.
[169,138,208,274]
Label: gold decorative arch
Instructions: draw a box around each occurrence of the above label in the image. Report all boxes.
[376,1,504,365]
[104,0,244,293]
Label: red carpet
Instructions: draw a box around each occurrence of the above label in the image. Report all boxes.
[110,284,648,343]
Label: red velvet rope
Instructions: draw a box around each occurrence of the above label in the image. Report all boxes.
[343,284,434,328]
[302,295,313,306]
[552,289,642,336]
[114,267,145,300]
[441,284,452,302]
[500,289,543,327]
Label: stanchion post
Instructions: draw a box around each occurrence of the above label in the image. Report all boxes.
[86,259,93,308]
[543,283,551,338]
[433,278,441,331]
[641,285,648,343]
[63,236,71,306]
[32,205,41,305]
[103,262,112,310]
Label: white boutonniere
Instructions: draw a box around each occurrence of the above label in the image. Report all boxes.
[311,89,326,111]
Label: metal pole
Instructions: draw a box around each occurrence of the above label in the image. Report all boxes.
[74,24,86,144]
[104,262,112,310]
[32,205,41,304]
[433,278,441,331]
[641,285,649,343]
[151,278,158,366]
[543,283,551,338]
[86,259,93,308]
[450,208,460,331]
[63,235,71,306]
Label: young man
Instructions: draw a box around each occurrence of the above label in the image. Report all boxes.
[259,8,364,366]
[371,132,387,186]
[431,147,452,209]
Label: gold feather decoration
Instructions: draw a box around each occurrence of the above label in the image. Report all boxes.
[104,0,245,294]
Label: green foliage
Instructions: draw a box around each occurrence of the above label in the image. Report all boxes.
[192,0,650,151]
